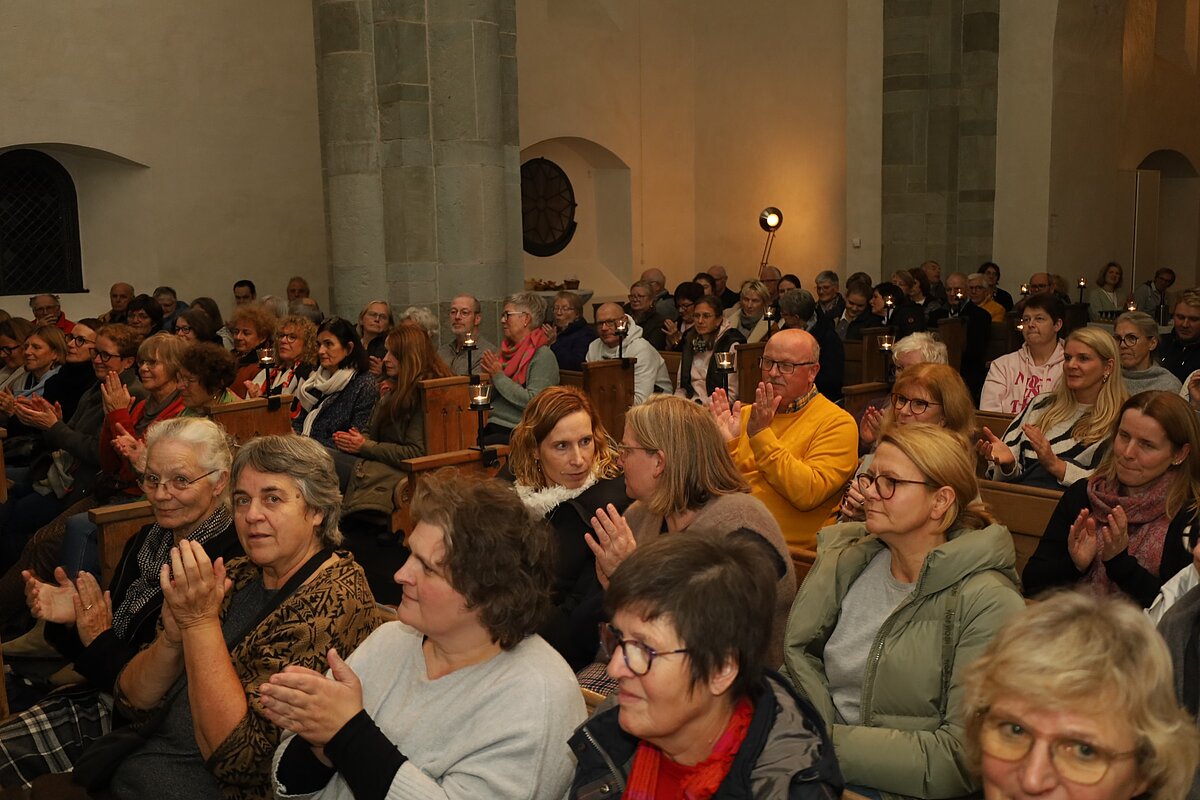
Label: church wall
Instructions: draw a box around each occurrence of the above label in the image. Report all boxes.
[516,1,848,302]
[0,0,327,320]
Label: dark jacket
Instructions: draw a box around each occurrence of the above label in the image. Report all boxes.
[929,301,992,401]
[678,328,746,400]
[568,672,843,799]
[341,401,426,518]
[629,310,668,351]
[293,370,378,449]
[1158,332,1200,383]
[44,518,241,694]
[845,312,881,342]
[811,316,844,402]
[550,318,598,372]
[1022,477,1193,607]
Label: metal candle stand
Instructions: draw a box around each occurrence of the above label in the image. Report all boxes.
[763,305,777,339]
[258,347,281,411]
[714,351,734,395]
[469,381,498,467]
[1077,277,1087,304]
[878,334,896,382]
[884,296,894,326]
[615,319,628,359]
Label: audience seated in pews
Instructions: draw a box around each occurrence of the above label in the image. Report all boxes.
[759,265,782,305]
[1088,261,1125,321]
[1022,391,1198,607]
[778,288,845,401]
[286,276,310,303]
[266,471,583,800]
[968,591,1198,800]
[837,284,872,341]
[1116,311,1183,394]
[479,291,560,446]
[172,307,221,345]
[544,290,597,372]
[968,272,1007,323]
[176,343,239,416]
[929,271,991,399]
[625,280,669,351]
[28,294,72,334]
[0,418,243,787]
[228,303,276,398]
[0,325,67,446]
[692,271,716,296]
[640,267,678,321]
[91,435,379,799]
[815,269,845,322]
[570,533,844,799]
[585,394,796,667]
[0,318,33,394]
[708,264,740,311]
[981,261,1014,312]
[242,315,317,401]
[505,386,630,670]
[676,295,745,405]
[189,296,234,350]
[331,322,452,601]
[842,363,976,523]
[783,423,1025,800]
[724,280,773,344]
[1134,266,1175,316]
[1158,290,1200,382]
[980,327,1126,490]
[904,265,945,321]
[869,281,926,338]
[437,294,494,376]
[97,283,134,325]
[980,292,1065,414]
[709,328,857,549]
[586,303,672,405]
[355,300,394,371]
[662,280,704,351]
[856,331,948,451]
[124,294,162,338]
[920,259,946,302]
[233,278,257,306]
[293,317,377,451]
[154,287,182,333]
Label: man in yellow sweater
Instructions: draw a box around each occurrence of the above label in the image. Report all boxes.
[710,329,858,549]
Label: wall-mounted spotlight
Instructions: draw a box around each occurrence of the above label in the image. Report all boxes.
[758,206,783,270]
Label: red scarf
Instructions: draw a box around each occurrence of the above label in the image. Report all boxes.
[623,698,754,800]
[1085,471,1173,593]
[499,327,549,385]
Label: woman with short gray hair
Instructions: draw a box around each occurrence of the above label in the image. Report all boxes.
[1115,311,1183,395]
[478,291,559,445]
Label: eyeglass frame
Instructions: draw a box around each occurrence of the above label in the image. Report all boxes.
[93,349,125,363]
[759,357,817,375]
[976,709,1141,786]
[139,468,220,493]
[890,393,942,415]
[615,443,659,459]
[856,472,935,500]
[500,310,530,321]
[601,623,688,676]
[66,334,96,348]
[1112,332,1144,348]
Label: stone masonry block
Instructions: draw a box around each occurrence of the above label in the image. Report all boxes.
[885,0,933,18]
[473,21,503,142]
[373,0,426,23]
[377,83,430,104]
[429,0,498,24]
[883,213,926,243]
[318,2,362,56]
[498,0,516,35]
[883,74,929,92]
[401,165,437,261]
[429,21,477,140]
[379,100,430,141]
[374,21,429,85]
[433,140,505,167]
[962,12,999,53]
[500,31,515,57]
[925,106,958,192]
[324,141,380,177]
[436,165,485,264]
[479,163,508,264]
[884,52,929,77]
[325,172,387,267]
[319,53,382,144]
[883,112,915,165]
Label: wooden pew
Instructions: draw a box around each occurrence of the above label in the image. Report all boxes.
[736,340,767,401]
[842,382,889,421]
[658,350,681,391]
[843,340,863,385]
[88,500,154,589]
[860,328,892,384]
[1063,302,1090,336]
[977,410,1016,436]
[209,395,294,445]
[979,480,1063,574]
[560,359,636,440]
[789,546,818,587]
[985,320,1021,363]
[392,446,511,537]
[937,317,966,372]
[417,376,483,455]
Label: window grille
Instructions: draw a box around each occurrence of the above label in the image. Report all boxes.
[0,149,83,294]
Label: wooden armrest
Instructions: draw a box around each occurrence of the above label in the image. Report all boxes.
[398,446,511,474]
[88,500,154,524]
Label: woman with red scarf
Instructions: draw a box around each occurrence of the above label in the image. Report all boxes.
[479,291,559,445]
[1023,390,1200,606]
[569,533,843,800]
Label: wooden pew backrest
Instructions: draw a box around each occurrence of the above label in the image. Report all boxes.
[937,317,966,372]
[843,341,863,385]
[392,446,511,536]
[842,382,889,421]
[979,480,1063,573]
[860,328,891,383]
[659,350,681,391]
[88,500,154,588]
[977,410,1016,436]
[789,546,818,586]
[419,376,481,455]
[209,395,294,444]
[737,340,767,401]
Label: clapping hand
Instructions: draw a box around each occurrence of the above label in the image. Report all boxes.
[585,504,637,589]
[540,323,558,345]
[367,356,384,377]
[1189,372,1200,410]
[13,394,61,430]
[479,350,503,378]
[976,427,1016,469]
[839,478,867,522]
[101,371,132,414]
[160,540,229,633]
[1024,424,1065,482]
[72,571,113,647]
[708,388,742,442]
[112,422,148,473]
[332,427,367,454]
[746,381,782,438]
[23,566,77,624]
[859,406,883,447]
[259,648,364,753]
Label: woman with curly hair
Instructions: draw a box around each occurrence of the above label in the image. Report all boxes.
[178,342,240,417]
[265,472,585,800]
[227,304,276,398]
[506,385,630,669]
[242,315,317,400]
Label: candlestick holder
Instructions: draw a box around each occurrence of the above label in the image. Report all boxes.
[763,304,778,338]
[1077,277,1087,304]
[1125,297,1137,312]
[615,319,629,359]
[1020,283,1029,297]
[462,334,477,376]
[714,350,734,395]
[469,383,498,466]
[258,347,281,409]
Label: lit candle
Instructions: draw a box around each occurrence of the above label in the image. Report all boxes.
[1020,283,1029,296]
[257,346,275,367]
[885,296,894,309]
[616,319,628,336]
[764,305,777,321]
[879,334,895,352]
[470,384,492,407]
[1078,277,1087,288]
[1126,297,1137,312]
[715,351,733,370]
[953,288,964,302]
[463,333,475,348]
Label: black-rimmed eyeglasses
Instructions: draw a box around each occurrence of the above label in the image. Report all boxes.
[759,357,816,375]
[855,472,933,500]
[891,393,941,414]
[601,623,688,676]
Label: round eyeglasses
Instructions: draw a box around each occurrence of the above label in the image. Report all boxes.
[855,472,933,500]
[978,712,1140,786]
[1112,333,1143,348]
[601,623,688,676]
[890,393,941,415]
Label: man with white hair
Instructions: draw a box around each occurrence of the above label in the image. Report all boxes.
[709,328,858,548]
[28,294,73,332]
[814,270,844,321]
[640,268,677,320]
[586,303,672,404]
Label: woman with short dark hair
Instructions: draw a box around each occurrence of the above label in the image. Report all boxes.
[178,343,239,416]
[265,472,585,800]
[293,317,376,450]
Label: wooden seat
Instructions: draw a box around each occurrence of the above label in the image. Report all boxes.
[736,340,767,401]
[977,410,1016,436]
[391,446,511,537]
[937,317,966,372]
[843,340,863,385]
[985,320,1021,363]
[789,546,818,586]
[560,360,637,440]
[87,500,154,588]
[979,479,1062,573]
[659,349,681,391]
[581,687,607,715]
[859,328,892,383]
[209,395,294,445]
[418,376,483,455]
[841,382,889,420]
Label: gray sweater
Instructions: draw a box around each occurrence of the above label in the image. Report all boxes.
[1124,363,1183,396]
[488,346,560,431]
[272,622,584,800]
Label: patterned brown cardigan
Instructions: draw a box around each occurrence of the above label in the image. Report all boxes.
[114,551,385,800]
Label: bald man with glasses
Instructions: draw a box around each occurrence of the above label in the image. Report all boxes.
[708,329,858,548]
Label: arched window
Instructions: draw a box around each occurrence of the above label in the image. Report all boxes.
[0,149,83,294]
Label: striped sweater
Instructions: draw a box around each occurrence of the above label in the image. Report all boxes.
[987,396,1109,489]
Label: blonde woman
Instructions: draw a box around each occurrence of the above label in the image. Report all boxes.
[784,423,1024,799]
[980,326,1127,489]
[967,592,1199,800]
[724,279,773,343]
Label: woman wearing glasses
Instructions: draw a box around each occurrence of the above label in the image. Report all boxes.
[266,472,583,800]
[356,300,394,374]
[177,343,240,416]
[228,303,277,399]
[479,292,560,445]
[840,363,976,522]
[0,418,243,787]
[966,591,1198,800]
[980,327,1127,489]
[570,533,843,799]
[981,293,1066,414]
[1,322,94,462]
[784,423,1024,799]
[676,295,745,404]
[172,308,223,345]
[1022,391,1199,607]
[0,317,34,394]
[1113,311,1182,395]
[242,315,318,401]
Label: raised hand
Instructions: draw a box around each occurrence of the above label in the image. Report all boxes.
[540,323,558,345]
[859,405,883,447]
[839,478,867,522]
[259,647,365,749]
[101,371,132,414]
[479,350,503,377]
[160,540,229,632]
[367,355,384,377]
[13,395,61,430]
[0,388,15,417]
[1024,424,1065,482]
[746,381,782,438]
[662,318,681,348]
[112,422,148,473]
[72,571,113,647]
[585,504,638,588]
[23,567,77,624]
[243,379,264,399]
[1189,372,1200,410]
[976,426,1016,468]
[708,387,742,442]
[332,427,367,455]
[1067,509,1100,572]
[1098,506,1129,562]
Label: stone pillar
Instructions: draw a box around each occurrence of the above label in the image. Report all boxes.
[313,0,520,344]
[881,0,999,276]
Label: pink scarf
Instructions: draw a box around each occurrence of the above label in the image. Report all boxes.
[1085,471,1172,593]
[500,327,549,385]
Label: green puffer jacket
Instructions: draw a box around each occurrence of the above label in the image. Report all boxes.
[781,522,1025,800]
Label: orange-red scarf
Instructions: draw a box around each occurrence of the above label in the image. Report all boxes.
[499,327,549,385]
